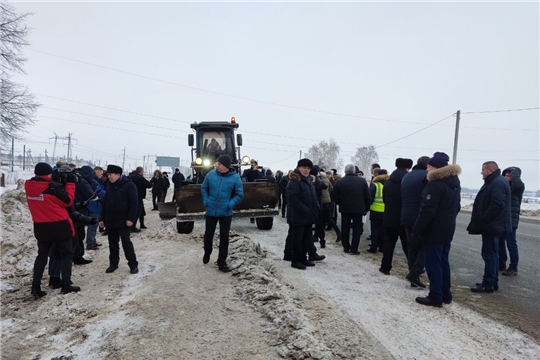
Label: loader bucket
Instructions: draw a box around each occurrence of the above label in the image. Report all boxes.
[157,201,177,220]
[173,182,279,214]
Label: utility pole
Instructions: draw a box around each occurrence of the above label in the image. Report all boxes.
[23,145,26,170]
[44,149,49,163]
[122,147,126,171]
[67,133,72,162]
[299,150,302,160]
[452,110,461,164]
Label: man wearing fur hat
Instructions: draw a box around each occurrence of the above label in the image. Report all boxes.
[99,165,140,274]
[379,158,413,275]
[201,154,244,272]
[287,158,321,270]
[413,152,461,307]
[467,161,511,292]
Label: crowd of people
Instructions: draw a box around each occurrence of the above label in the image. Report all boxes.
[25,153,525,308]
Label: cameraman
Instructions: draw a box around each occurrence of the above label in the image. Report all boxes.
[25,163,82,298]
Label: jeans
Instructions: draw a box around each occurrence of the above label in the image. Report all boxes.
[481,234,499,287]
[34,237,74,285]
[405,225,424,278]
[498,229,519,271]
[86,212,100,247]
[203,215,232,265]
[424,243,452,304]
[108,227,138,268]
[370,218,384,250]
[341,213,363,252]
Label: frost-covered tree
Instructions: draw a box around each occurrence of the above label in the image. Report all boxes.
[350,145,379,176]
[305,139,343,171]
[1,2,39,146]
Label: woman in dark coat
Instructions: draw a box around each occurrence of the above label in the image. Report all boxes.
[150,170,166,210]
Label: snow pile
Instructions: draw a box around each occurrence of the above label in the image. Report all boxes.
[0,186,36,294]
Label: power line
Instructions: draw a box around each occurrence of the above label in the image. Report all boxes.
[30,49,433,126]
[375,113,456,149]
[462,107,540,114]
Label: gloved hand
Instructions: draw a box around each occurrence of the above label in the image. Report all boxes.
[66,173,79,183]
[89,218,98,225]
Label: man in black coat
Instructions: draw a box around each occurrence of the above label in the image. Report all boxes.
[401,156,430,288]
[380,158,413,274]
[279,172,290,218]
[331,164,370,254]
[286,159,322,270]
[129,167,152,231]
[499,167,525,276]
[72,166,95,265]
[467,161,512,292]
[100,165,139,274]
[413,152,461,307]
[171,168,185,202]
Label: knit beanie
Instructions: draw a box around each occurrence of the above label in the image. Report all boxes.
[297,158,313,169]
[35,162,53,176]
[428,152,450,168]
[217,154,232,169]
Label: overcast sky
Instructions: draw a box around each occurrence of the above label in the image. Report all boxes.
[9,1,540,189]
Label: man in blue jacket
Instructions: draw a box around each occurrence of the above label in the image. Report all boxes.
[401,156,430,288]
[413,152,461,307]
[467,161,512,292]
[499,167,525,276]
[201,155,244,272]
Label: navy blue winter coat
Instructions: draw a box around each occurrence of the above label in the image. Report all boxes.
[172,172,185,189]
[467,169,512,235]
[502,167,525,229]
[286,169,319,227]
[331,173,370,214]
[101,175,138,229]
[383,168,408,227]
[129,172,152,198]
[400,165,428,226]
[201,168,244,217]
[413,165,461,244]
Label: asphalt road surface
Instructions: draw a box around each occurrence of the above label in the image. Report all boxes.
[363,211,540,339]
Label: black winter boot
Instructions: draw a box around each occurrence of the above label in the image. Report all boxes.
[140,217,147,229]
[61,281,81,294]
[48,276,62,289]
[31,285,47,299]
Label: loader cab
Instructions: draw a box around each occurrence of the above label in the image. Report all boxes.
[188,121,242,183]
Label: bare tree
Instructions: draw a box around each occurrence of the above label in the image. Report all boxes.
[305,138,343,171]
[1,2,39,145]
[350,145,379,176]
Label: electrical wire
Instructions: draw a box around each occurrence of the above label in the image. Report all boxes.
[462,107,540,114]
[375,113,456,149]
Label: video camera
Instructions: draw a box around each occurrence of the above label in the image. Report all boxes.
[52,165,79,184]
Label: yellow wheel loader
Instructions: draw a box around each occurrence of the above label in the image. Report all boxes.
[158,118,279,233]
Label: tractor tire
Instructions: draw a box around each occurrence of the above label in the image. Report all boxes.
[256,217,273,230]
[177,221,194,234]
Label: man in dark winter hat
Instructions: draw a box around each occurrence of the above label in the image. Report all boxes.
[285,158,325,270]
[201,154,243,272]
[379,158,413,275]
[499,167,525,276]
[100,164,140,274]
[467,160,511,293]
[414,152,461,307]
[401,156,430,288]
[25,163,82,298]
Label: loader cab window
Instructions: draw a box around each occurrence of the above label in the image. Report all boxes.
[199,130,234,160]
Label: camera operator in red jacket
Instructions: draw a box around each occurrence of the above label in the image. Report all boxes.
[25,163,81,299]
